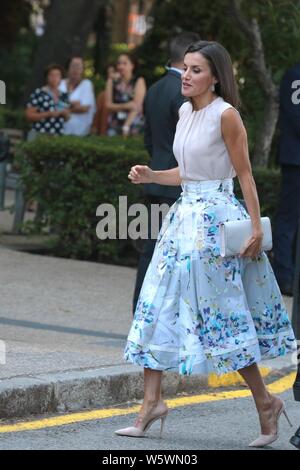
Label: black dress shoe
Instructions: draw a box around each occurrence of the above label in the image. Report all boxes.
[290,426,300,449]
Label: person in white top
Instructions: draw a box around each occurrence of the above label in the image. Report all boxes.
[59,57,96,136]
[115,41,296,447]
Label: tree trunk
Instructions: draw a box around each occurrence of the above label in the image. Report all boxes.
[111,0,130,43]
[230,0,279,167]
[252,93,279,167]
[23,0,103,104]
[94,4,112,75]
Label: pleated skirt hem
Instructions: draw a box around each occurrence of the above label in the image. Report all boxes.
[124,327,295,376]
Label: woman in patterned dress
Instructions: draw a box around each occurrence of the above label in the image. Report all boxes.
[26,64,70,140]
[115,41,296,447]
[105,53,146,137]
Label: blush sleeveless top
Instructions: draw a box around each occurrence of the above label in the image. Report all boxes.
[173,96,237,181]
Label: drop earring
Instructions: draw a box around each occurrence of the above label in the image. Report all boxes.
[211,82,216,92]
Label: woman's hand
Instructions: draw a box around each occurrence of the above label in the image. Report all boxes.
[239,230,263,258]
[59,108,71,120]
[70,100,81,110]
[128,165,155,184]
[122,124,130,137]
[47,110,60,118]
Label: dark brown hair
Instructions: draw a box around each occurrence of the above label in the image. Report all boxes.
[118,52,139,75]
[66,56,84,70]
[169,32,201,65]
[184,40,240,109]
[44,63,65,81]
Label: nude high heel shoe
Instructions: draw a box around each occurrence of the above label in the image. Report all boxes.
[248,398,292,448]
[115,409,168,438]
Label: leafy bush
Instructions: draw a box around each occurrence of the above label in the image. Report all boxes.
[16,135,281,265]
[0,25,39,108]
[16,135,149,264]
[0,107,28,131]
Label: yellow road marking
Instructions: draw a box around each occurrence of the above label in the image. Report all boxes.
[0,372,295,434]
[208,366,271,388]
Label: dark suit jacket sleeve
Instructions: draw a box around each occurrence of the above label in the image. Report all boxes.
[171,93,186,124]
[143,95,153,157]
[280,69,300,135]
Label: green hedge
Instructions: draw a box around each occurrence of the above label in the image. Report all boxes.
[0,108,28,131]
[17,135,149,264]
[16,135,281,264]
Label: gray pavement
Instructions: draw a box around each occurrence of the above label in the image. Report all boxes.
[0,245,133,379]
[0,390,299,450]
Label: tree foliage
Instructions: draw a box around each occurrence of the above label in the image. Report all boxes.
[137,0,300,165]
[0,0,32,48]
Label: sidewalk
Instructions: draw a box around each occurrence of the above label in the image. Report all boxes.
[0,196,297,419]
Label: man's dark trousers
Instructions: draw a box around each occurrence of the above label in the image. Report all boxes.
[273,165,300,288]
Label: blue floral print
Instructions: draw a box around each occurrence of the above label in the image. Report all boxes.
[124,179,297,376]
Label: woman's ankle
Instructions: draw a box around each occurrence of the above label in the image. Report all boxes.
[142,397,166,411]
[258,393,281,412]
[255,391,275,411]
[143,397,161,406]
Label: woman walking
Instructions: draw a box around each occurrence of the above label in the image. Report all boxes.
[116,41,296,447]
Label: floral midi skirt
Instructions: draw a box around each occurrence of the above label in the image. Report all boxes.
[124,178,296,376]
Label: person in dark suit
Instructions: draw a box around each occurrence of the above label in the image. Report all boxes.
[273,63,300,296]
[132,32,200,313]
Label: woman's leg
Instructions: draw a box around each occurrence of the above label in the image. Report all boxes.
[134,368,167,428]
[144,368,163,403]
[238,363,282,434]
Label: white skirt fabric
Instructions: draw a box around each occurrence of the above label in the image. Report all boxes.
[124,179,296,376]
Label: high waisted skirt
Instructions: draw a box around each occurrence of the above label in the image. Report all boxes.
[124,179,296,375]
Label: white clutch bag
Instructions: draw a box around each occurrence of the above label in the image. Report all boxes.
[220,216,273,257]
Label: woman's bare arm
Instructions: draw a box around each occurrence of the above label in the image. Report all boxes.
[128,165,181,186]
[221,108,263,257]
[153,167,182,185]
[25,107,54,122]
[70,102,90,114]
[122,78,147,132]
